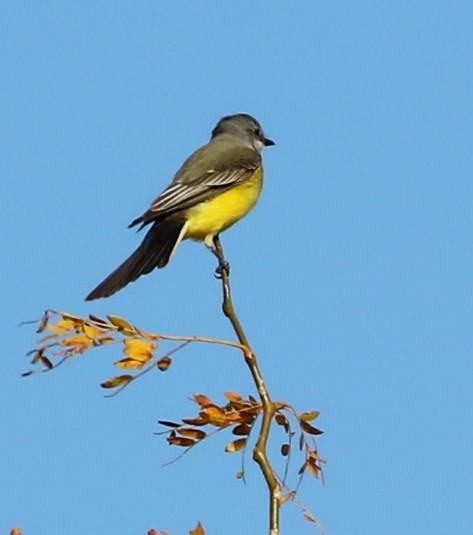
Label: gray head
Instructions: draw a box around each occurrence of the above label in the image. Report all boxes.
[211,113,275,152]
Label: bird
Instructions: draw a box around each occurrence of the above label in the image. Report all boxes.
[85,113,274,301]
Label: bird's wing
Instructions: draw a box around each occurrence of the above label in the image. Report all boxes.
[130,142,261,229]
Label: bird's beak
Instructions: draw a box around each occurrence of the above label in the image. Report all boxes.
[263,137,275,147]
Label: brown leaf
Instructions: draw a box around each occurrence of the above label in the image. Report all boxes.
[239,411,257,425]
[167,436,196,447]
[236,471,245,479]
[303,511,316,524]
[100,374,133,389]
[193,394,214,407]
[39,356,53,369]
[115,357,145,369]
[36,312,49,333]
[182,416,210,426]
[225,438,247,453]
[232,424,251,436]
[281,443,290,456]
[307,457,320,478]
[88,314,109,327]
[157,356,172,371]
[300,420,324,435]
[158,420,181,428]
[224,391,243,402]
[276,413,290,433]
[300,410,320,422]
[178,428,206,440]
[203,405,228,426]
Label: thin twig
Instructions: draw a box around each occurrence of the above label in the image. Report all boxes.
[213,235,281,535]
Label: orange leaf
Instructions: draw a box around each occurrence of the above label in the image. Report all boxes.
[193,394,214,407]
[224,391,243,402]
[203,406,228,427]
[307,458,320,478]
[189,522,205,535]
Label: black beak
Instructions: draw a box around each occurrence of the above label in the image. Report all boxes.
[263,137,275,147]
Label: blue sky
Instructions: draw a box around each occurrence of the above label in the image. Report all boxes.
[2,2,472,534]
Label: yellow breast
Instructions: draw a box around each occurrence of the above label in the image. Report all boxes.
[184,168,263,246]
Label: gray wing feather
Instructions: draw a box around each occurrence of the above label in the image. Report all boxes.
[130,163,258,229]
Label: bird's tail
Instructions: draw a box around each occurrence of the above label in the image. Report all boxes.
[85,218,187,301]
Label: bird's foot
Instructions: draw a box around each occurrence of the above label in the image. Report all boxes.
[214,259,230,279]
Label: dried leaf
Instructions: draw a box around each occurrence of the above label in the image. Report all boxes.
[232,424,251,436]
[225,438,247,453]
[178,428,206,440]
[107,314,135,333]
[239,411,257,425]
[123,339,154,362]
[36,312,49,333]
[224,391,243,402]
[88,314,109,326]
[115,357,145,369]
[39,356,53,369]
[236,471,245,479]
[193,394,214,407]
[307,458,320,478]
[300,420,324,435]
[300,410,320,422]
[303,511,316,524]
[189,522,205,535]
[203,405,227,426]
[167,436,196,447]
[83,323,98,340]
[281,443,290,456]
[100,375,133,389]
[182,415,209,426]
[157,356,172,371]
[279,492,295,505]
[158,420,181,428]
[276,413,290,433]
[59,335,92,347]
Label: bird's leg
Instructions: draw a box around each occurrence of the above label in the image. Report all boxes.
[208,235,230,278]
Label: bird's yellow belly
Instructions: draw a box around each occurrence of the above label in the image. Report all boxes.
[184,169,263,245]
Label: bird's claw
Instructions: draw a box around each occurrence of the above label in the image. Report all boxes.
[214,260,230,279]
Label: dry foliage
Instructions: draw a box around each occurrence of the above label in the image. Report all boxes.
[24,310,324,531]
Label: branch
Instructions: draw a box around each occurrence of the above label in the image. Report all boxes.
[212,236,281,535]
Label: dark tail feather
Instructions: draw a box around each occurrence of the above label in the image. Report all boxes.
[85,218,186,301]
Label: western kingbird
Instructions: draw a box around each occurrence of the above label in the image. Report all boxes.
[85,113,274,300]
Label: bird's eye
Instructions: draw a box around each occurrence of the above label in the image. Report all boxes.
[253,128,262,138]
